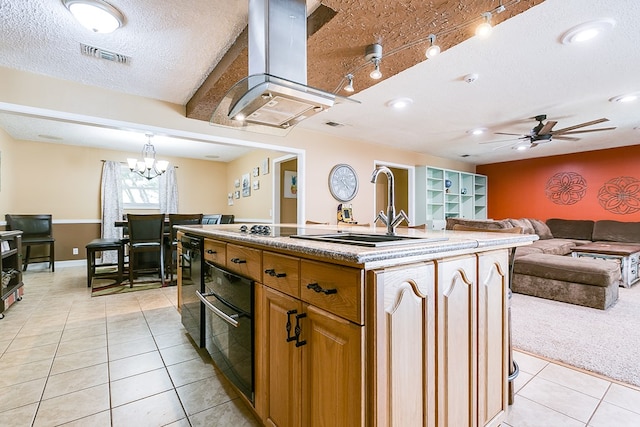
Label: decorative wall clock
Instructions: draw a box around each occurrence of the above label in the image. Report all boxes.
[328,164,359,202]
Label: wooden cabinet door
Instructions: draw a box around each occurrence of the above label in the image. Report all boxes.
[477,250,509,427]
[368,263,437,427]
[255,285,302,427]
[300,304,364,427]
[436,255,477,427]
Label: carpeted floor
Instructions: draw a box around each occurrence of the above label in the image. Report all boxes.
[511,283,640,388]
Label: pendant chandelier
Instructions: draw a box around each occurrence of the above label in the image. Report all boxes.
[127,134,169,180]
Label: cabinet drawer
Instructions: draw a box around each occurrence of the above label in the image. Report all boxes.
[227,243,262,280]
[300,260,363,324]
[203,239,226,265]
[263,252,300,298]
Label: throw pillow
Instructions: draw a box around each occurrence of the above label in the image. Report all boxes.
[528,218,554,240]
[507,218,536,235]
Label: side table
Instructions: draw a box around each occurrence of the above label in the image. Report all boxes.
[571,243,640,288]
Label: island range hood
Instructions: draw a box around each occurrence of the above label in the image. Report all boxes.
[210,0,357,134]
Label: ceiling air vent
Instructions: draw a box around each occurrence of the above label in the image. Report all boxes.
[325,121,344,128]
[80,43,130,65]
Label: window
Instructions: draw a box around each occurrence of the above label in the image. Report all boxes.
[120,164,160,209]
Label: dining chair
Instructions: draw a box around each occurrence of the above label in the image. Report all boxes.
[202,214,222,224]
[126,214,165,287]
[5,214,55,271]
[165,213,203,284]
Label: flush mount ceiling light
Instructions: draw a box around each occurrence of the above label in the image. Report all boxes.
[425,34,441,59]
[475,12,493,38]
[561,18,615,44]
[609,92,639,103]
[344,74,354,92]
[62,0,125,33]
[365,43,383,80]
[386,97,413,109]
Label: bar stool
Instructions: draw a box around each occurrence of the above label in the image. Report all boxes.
[86,238,125,288]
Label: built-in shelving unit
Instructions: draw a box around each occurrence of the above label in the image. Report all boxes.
[1,231,24,319]
[416,166,488,230]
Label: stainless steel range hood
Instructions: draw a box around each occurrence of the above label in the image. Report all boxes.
[210,0,357,134]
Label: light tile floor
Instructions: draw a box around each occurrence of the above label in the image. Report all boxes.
[1,265,639,426]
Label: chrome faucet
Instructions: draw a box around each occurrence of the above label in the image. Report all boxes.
[370,166,409,235]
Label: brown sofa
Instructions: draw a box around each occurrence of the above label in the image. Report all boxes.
[446,217,635,309]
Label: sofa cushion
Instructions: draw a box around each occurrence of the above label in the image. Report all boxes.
[514,245,544,258]
[529,239,576,256]
[445,218,512,230]
[546,218,594,240]
[592,220,640,243]
[513,253,621,287]
[507,218,536,235]
[528,218,554,239]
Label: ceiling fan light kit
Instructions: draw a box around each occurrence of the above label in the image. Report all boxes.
[62,0,125,33]
[609,92,639,103]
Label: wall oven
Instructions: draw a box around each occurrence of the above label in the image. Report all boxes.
[199,261,255,403]
[180,234,204,347]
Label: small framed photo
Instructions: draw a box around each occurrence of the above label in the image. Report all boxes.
[252,167,260,177]
[234,190,240,199]
[252,180,260,190]
[234,179,240,188]
[242,173,251,197]
[262,157,270,175]
[227,193,234,206]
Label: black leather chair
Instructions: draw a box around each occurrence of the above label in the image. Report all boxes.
[165,213,203,284]
[5,214,55,271]
[86,238,125,288]
[202,214,222,224]
[220,214,235,224]
[126,214,165,287]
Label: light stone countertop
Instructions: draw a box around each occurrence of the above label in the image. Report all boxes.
[176,223,538,269]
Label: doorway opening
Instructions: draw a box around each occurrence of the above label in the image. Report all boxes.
[272,154,304,224]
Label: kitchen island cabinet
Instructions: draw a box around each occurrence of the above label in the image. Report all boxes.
[177,224,535,427]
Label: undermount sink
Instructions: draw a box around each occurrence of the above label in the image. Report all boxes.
[290,232,448,247]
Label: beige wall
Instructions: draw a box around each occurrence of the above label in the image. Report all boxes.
[0,66,475,227]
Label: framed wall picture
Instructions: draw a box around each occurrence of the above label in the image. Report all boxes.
[253,167,260,177]
[252,180,260,190]
[242,173,251,197]
[284,170,297,198]
[227,193,234,206]
[262,157,270,175]
[234,190,240,199]
[234,178,240,188]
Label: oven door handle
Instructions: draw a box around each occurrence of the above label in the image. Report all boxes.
[196,290,240,328]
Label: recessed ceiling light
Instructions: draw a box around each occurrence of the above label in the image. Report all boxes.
[561,18,615,45]
[609,92,639,103]
[386,97,413,109]
[467,128,487,135]
[62,0,125,33]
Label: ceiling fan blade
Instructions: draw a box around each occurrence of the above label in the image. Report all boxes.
[491,141,520,151]
[551,118,609,134]
[538,120,557,135]
[555,127,617,135]
[494,132,527,136]
[553,135,581,141]
[479,137,526,144]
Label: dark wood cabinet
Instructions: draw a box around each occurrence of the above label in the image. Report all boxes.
[1,231,24,318]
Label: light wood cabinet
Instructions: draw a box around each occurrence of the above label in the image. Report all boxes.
[257,252,364,427]
[477,250,510,427]
[367,262,437,427]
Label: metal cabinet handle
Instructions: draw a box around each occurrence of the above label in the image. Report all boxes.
[230,258,246,264]
[264,268,287,278]
[206,249,216,254]
[196,290,239,327]
[285,310,306,347]
[306,283,337,295]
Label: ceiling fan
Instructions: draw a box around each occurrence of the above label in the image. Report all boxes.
[482,114,616,149]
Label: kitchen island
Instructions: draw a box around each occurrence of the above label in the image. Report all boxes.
[176,223,537,427]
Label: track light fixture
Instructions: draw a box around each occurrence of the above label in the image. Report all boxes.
[365,43,383,80]
[344,74,354,92]
[475,12,493,37]
[425,34,441,59]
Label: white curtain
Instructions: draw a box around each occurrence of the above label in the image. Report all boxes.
[100,161,124,264]
[159,166,179,214]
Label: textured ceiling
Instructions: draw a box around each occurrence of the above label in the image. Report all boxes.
[186,0,542,121]
[0,0,638,165]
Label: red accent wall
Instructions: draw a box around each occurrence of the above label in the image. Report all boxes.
[476,145,640,222]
